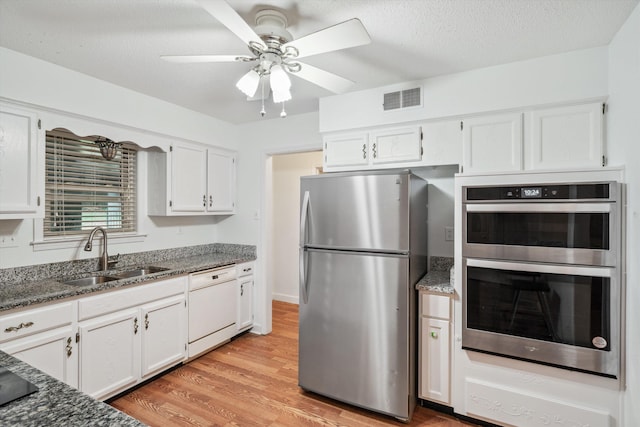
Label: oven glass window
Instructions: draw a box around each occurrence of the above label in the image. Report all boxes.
[467,212,609,249]
[466,266,610,350]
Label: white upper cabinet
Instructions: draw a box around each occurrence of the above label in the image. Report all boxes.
[421,120,463,166]
[462,112,524,174]
[323,132,369,170]
[324,126,424,172]
[462,102,604,174]
[370,126,422,165]
[207,149,236,213]
[0,102,43,219]
[527,103,604,170]
[148,142,236,216]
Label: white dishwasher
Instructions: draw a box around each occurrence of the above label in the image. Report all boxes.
[188,264,237,359]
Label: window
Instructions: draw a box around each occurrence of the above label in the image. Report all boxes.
[44,129,136,238]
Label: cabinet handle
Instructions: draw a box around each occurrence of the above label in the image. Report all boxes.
[66,337,73,357]
[133,317,139,334]
[430,331,438,339]
[241,284,244,296]
[4,321,34,333]
[362,143,367,159]
[203,195,206,207]
[372,143,377,159]
[243,268,252,273]
[209,195,213,207]
[145,313,149,330]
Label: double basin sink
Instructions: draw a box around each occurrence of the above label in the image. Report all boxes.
[63,266,169,287]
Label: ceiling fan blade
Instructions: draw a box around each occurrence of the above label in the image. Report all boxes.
[293,63,354,94]
[195,0,266,49]
[284,18,371,59]
[160,54,251,63]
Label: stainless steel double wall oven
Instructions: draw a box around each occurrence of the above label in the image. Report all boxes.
[462,181,622,378]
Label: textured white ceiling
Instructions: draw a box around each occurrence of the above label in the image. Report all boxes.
[0,0,638,124]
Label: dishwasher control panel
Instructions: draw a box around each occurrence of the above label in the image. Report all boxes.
[188,265,236,291]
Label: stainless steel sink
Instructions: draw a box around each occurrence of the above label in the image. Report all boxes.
[64,275,120,287]
[113,266,169,279]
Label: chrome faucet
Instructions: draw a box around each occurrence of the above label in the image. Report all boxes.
[85,226,109,271]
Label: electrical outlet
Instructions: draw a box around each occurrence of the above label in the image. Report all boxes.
[0,234,18,248]
[445,226,454,241]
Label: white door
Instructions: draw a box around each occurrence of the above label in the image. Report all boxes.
[79,308,140,399]
[141,295,187,378]
[370,126,422,165]
[1,326,78,388]
[0,103,41,218]
[462,113,523,173]
[420,317,450,404]
[170,143,207,212]
[323,132,369,169]
[528,103,604,170]
[207,150,236,213]
[237,276,254,331]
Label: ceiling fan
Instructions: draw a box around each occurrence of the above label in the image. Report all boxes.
[161,0,371,117]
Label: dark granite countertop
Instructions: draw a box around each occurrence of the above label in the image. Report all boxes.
[0,351,144,426]
[0,243,256,313]
[416,256,454,295]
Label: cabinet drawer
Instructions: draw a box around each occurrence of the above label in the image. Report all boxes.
[420,293,451,320]
[78,276,186,321]
[236,262,255,277]
[0,301,74,343]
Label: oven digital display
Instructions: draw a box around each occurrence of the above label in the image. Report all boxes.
[522,187,542,198]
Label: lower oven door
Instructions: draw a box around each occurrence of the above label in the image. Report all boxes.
[462,258,620,378]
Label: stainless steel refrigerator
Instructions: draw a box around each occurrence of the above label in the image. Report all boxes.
[298,169,428,421]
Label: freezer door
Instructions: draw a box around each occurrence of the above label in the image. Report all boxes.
[300,172,411,252]
[298,249,413,419]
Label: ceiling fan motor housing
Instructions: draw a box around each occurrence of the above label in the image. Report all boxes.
[253,9,293,51]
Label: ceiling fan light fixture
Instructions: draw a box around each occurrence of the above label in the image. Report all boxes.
[272,87,292,103]
[236,69,261,97]
[270,64,291,92]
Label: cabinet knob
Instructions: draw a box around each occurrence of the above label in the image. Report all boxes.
[145,313,149,330]
[240,284,244,296]
[209,195,213,207]
[430,331,438,339]
[133,317,139,334]
[203,195,206,207]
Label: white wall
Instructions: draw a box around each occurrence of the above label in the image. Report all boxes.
[217,112,323,334]
[320,46,609,133]
[0,47,238,268]
[271,151,323,303]
[607,3,640,425]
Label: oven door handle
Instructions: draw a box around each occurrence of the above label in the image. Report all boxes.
[465,258,614,277]
[465,203,612,213]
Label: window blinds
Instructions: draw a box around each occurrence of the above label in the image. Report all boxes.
[44,129,136,238]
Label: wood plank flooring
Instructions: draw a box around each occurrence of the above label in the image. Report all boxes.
[110,301,478,427]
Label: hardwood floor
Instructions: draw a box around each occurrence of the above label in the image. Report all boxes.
[110,301,478,426]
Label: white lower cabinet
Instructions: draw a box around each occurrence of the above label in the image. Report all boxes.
[0,301,78,388]
[79,308,140,399]
[78,276,187,400]
[419,292,452,405]
[236,262,255,332]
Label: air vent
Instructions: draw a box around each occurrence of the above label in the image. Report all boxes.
[383,87,422,111]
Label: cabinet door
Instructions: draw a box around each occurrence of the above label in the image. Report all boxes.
[0,103,42,218]
[79,308,140,400]
[170,143,207,212]
[323,132,369,169]
[207,150,236,213]
[462,113,523,173]
[528,103,604,170]
[237,276,254,332]
[422,120,462,166]
[140,295,187,378]
[419,317,450,404]
[370,126,422,165]
[1,326,78,388]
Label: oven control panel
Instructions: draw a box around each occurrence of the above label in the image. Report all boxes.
[466,183,611,201]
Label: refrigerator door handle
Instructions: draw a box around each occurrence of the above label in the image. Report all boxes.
[299,191,311,304]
